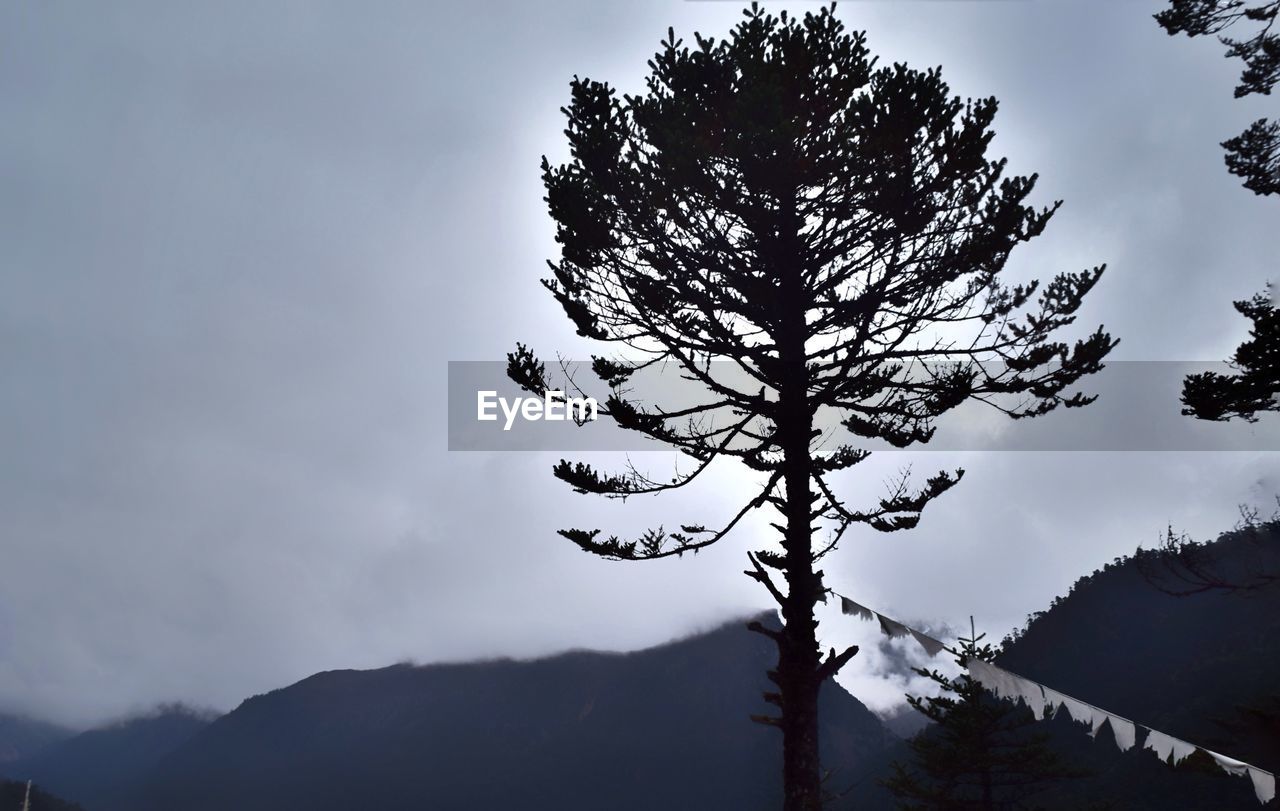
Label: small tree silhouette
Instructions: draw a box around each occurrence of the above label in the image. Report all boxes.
[1181,286,1280,421]
[883,627,1089,811]
[511,6,1114,808]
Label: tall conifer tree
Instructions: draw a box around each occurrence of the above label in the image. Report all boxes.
[512,6,1114,807]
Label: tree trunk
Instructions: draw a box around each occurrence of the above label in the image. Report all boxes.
[774,231,825,811]
[776,581,823,811]
[775,440,824,811]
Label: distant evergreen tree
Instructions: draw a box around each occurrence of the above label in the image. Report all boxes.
[884,628,1087,810]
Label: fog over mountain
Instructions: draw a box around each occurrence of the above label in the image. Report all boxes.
[1,614,893,811]
[4,523,1275,810]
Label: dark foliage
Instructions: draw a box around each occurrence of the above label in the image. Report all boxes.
[513,5,1113,806]
[1157,0,1280,196]
[1182,288,1280,421]
[1158,2,1280,426]
[1136,506,1280,594]
[994,521,1280,808]
[884,630,1087,810]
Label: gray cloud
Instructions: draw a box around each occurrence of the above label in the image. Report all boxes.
[0,0,1277,727]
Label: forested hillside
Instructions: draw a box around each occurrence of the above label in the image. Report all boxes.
[867,520,1280,809]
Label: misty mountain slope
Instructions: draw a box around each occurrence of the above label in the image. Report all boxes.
[998,522,1280,768]
[131,612,890,811]
[3,706,213,811]
[0,714,71,765]
[836,523,1280,810]
[952,522,1280,809]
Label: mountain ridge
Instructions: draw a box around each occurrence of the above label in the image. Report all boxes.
[5,611,892,811]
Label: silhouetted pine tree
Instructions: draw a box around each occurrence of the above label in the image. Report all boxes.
[1157,0,1280,197]
[511,5,1114,808]
[884,631,1087,811]
[1158,2,1280,424]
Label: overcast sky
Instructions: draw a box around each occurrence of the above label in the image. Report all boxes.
[2,0,1278,728]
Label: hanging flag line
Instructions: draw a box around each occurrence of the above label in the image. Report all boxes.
[832,591,1277,806]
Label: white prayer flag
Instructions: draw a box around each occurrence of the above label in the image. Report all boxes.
[1201,750,1277,805]
[967,660,1045,720]
[877,613,911,639]
[1169,737,1197,765]
[965,659,1000,694]
[965,658,990,681]
[966,660,1014,702]
[909,628,946,658]
[1089,708,1109,740]
[835,589,1275,804]
[1059,694,1095,728]
[1042,688,1069,716]
[1248,767,1276,805]
[1108,716,1136,752]
[988,667,1022,704]
[991,667,1034,713]
[1206,749,1250,778]
[1141,729,1195,765]
[1143,728,1176,762]
[1011,676,1048,721]
[840,596,875,622]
